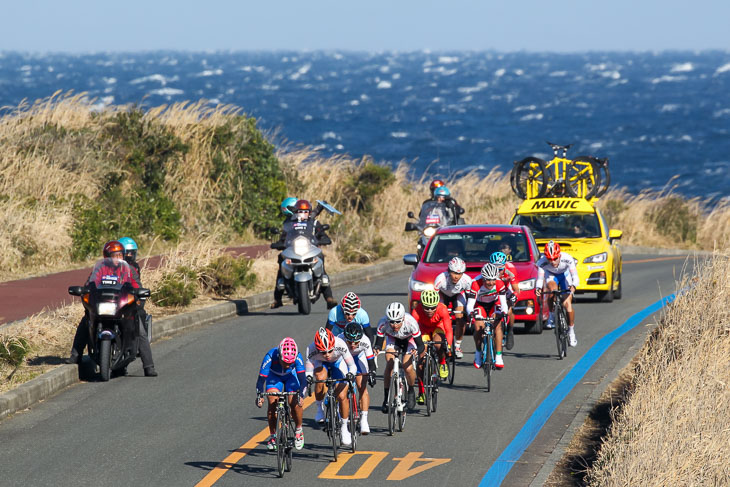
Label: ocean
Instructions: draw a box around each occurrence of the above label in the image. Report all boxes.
[1,50,729,201]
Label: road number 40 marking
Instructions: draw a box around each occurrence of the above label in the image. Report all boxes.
[319,451,451,480]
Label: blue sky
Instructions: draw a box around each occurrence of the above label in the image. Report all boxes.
[3,0,729,52]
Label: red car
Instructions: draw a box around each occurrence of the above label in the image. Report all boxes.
[403,224,546,334]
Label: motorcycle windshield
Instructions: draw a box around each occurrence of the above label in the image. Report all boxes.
[283,221,318,247]
[418,201,450,228]
[86,258,135,291]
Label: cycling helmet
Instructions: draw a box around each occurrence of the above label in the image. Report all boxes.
[433,186,451,198]
[481,263,499,280]
[544,240,561,260]
[102,240,124,258]
[429,179,446,195]
[278,337,298,364]
[118,237,138,262]
[341,292,361,315]
[448,256,466,274]
[314,327,335,352]
[343,322,364,342]
[280,197,298,217]
[385,302,406,323]
[420,289,440,308]
[490,251,507,266]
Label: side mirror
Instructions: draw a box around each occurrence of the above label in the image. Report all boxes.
[403,254,419,266]
[68,286,87,296]
[459,207,465,215]
[404,222,418,232]
[269,227,280,235]
[134,288,151,298]
[320,224,330,231]
[407,211,415,219]
[609,229,623,241]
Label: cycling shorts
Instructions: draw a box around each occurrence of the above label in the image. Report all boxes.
[312,357,349,380]
[265,373,301,394]
[473,302,501,321]
[439,291,466,310]
[546,273,570,291]
[353,351,369,375]
[384,335,417,355]
[421,330,445,343]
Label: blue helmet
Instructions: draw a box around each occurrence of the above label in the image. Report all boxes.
[434,186,451,198]
[280,197,298,217]
[490,251,507,266]
[118,237,138,262]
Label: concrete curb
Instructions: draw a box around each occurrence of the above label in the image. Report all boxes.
[0,258,407,421]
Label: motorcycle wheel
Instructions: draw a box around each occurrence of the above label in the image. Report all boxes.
[297,281,311,315]
[99,339,112,382]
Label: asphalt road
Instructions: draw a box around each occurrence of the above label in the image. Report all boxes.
[0,253,696,486]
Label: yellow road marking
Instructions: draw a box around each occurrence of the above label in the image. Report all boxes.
[624,256,688,264]
[195,395,315,487]
[388,451,451,480]
[319,451,390,479]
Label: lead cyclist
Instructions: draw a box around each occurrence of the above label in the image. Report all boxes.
[535,241,578,347]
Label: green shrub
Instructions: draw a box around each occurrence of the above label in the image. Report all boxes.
[337,233,393,264]
[651,196,697,244]
[0,335,32,369]
[152,266,198,307]
[342,161,396,215]
[199,254,257,296]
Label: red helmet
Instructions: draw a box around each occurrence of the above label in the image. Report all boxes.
[429,179,445,196]
[103,240,124,257]
[544,240,561,260]
[341,292,361,315]
[294,199,312,212]
[314,327,335,352]
[278,337,298,364]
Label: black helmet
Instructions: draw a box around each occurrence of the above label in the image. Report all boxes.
[343,322,364,342]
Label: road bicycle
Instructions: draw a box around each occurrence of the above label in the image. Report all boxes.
[546,289,572,359]
[511,142,609,200]
[377,348,410,435]
[310,377,358,461]
[258,391,298,477]
[421,340,442,416]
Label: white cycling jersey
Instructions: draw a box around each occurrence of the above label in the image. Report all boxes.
[305,336,357,376]
[376,313,421,340]
[535,253,579,289]
[433,271,472,297]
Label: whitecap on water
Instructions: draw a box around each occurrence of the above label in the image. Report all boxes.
[289,64,311,80]
[438,56,459,64]
[660,104,680,113]
[103,77,117,85]
[303,114,313,121]
[457,81,488,94]
[651,75,687,84]
[713,108,730,117]
[322,131,340,140]
[149,88,183,96]
[715,62,730,74]
[514,69,524,76]
[514,105,536,112]
[520,113,543,121]
[392,73,401,80]
[494,68,506,77]
[198,69,223,77]
[349,100,360,106]
[335,144,344,150]
[377,80,392,89]
[671,62,694,73]
[600,70,621,80]
[390,132,409,138]
[549,71,568,77]
[130,74,178,85]
[261,84,279,91]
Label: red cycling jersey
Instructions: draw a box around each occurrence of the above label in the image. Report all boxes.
[410,302,454,346]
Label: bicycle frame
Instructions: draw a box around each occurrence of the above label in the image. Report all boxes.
[377,348,410,435]
[259,391,298,477]
[548,289,572,359]
[421,340,441,415]
[311,377,357,459]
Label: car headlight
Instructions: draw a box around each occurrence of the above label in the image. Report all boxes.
[584,252,608,264]
[98,302,118,316]
[409,278,434,292]
[423,227,437,237]
[293,236,311,256]
[518,279,536,291]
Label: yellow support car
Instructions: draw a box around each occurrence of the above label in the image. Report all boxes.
[510,197,623,302]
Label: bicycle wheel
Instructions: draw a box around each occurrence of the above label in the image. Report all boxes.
[424,355,432,417]
[568,156,602,199]
[285,420,293,472]
[431,353,439,414]
[559,309,569,359]
[514,157,548,199]
[397,375,407,432]
[348,389,358,453]
[595,158,611,197]
[448,337,456,385]
[387,374,397,436]
[483,333,493,392]
[275,409,286,478]
[328,397,338,461]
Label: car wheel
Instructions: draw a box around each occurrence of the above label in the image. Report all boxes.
[597,289,614,303]
[614,271,622,300]
[526,312,543,335]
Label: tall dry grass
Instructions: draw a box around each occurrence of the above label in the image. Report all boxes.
[586,252,730,485]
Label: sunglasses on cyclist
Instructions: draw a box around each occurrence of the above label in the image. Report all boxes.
[321,348,335,355]
[423,305,437,311]
[388,319,403,325]
[347,340,360,347]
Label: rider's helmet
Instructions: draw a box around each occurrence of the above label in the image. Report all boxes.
[102,240,124,258]
[429,179,446,197]
[480,263,499,281]
[420,289,440,308]
[433,186,451,198]
[278,337,298,364]
[341,292,361,315]
[343,322,364,342]
[280,197,298,217]
[314,327,335,352]
[544,240,561,260]
[118,237,138,263]
[490,251,507,271]
[294,199,312,221]
[448,256,466,274]
[385,302,406,323]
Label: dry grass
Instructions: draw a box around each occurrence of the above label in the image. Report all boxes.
[583,252,730,486]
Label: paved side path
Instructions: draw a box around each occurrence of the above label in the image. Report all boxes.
[0,244,269,325]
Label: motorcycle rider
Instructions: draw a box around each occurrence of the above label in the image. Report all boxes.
[271,199,337,309]
[118,237,158,377]
[419,181,464,226]
[271,197,298,308]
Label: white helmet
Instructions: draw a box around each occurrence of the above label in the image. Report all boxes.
[448,256,466,274]
[385,302,405,322]
[481,263,499,280]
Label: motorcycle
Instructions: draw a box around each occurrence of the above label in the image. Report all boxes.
[271,201,340,315]
[68,259,150,381]
[405,201,461,258]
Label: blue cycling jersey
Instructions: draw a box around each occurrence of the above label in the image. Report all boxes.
[327,305,371,334]
[256,347,306,394]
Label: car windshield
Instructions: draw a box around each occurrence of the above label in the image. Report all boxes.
[423,232,530,264]
[513,212,601,239]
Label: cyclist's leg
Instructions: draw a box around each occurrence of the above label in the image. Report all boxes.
[491,304,503,354]
[313,363,328,400]
[453,294,467,356]
[264,377,285,435]
[402,339,417,387]
[284,375,303,429]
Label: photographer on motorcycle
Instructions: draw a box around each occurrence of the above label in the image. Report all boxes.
[271,197,298,308]
[420,181,464,226]
[118,237,158,377]
[270,199,337,309]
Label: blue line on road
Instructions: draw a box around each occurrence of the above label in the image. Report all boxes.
[480,293,676,487]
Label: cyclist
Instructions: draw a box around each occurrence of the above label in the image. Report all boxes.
[255,337,307,451]
[490,251,519,351]
[338,322,377,435]
[305,327,357,446]
[410,289,453,404]
[535,241,578,347]
[373,302,424,413]
[433,256,471,359]
[326,292,374,342]
[465,263,508,369]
